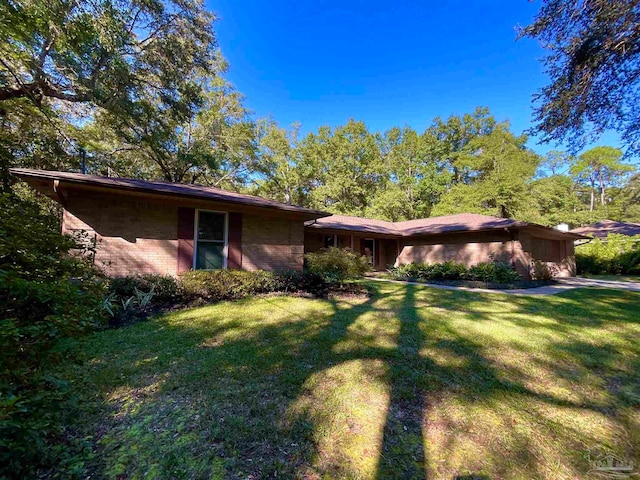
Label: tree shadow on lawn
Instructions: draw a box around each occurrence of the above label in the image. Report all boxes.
[54,284,640,479]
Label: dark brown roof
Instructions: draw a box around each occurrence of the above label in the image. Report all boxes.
[307,212,587,240]
[10,168,330,219]
[394,213,525,236]
[570,220,640,238]
[305,214,399,235]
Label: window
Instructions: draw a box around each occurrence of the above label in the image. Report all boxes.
[194,211,227,270]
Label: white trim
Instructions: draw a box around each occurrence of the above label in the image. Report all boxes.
[193,209,229,270]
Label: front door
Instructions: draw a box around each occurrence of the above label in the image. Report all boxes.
[362,238,375,267]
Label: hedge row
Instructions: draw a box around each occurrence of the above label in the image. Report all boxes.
[388,260,521,284]
[105,247,372,325]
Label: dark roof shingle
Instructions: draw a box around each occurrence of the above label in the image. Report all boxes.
[307,212,586,239]
[570,220,640,238]
[10,168,330,218]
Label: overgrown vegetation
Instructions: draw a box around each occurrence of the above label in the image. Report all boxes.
[38,283,640,478]
[0,195,106,478]
[576,234,640,275]
[388,260,522,286]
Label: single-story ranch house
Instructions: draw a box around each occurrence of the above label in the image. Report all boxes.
[11,168,587,280]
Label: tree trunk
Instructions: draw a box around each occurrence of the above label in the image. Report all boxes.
[598,168,606,206]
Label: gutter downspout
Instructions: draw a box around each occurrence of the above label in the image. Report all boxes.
[52,179,67,207]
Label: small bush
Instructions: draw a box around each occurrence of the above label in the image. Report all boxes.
[431,260,467,280]
[466,262,496,282]
[304,247,371,284]
[576,234,640,275]
[466,262,521,283]
[180,270,280,301]
[276,270,328,297]
[108,274,180,303]
[530,260,555,281]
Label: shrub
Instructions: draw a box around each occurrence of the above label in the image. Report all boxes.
[304,247,371,284]
[108,274,180,303]
[466,262,496,282]
[103,275,180,326]
[576,234,640,274]
[466,262,521,283]
[180,270,280,301]
[389,262,424,280]
[491,262,522,283]
[430,260,467,280]
[0,194,106,478]
[389,260,521,284]
[530,260,556,281]
[276,270,328,297]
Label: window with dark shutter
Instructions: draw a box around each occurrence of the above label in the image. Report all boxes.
[194,211,227,270]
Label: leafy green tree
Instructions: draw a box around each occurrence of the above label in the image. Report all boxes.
[529,175,582,225]
[84,74,256,186]
[0,0,215,115]
[0,99,76,190]
[520,0,640,155]
[612,173,640,223]
[298,120,383,215]
[432,125,540,218]
[371,126,450,220]
[570,146,633,211]
[253,120,307,205]
[427,107,496,185]
[0,0,220,187]
[537,150,572,177]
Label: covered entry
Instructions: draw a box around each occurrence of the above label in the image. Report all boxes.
[303,230,398,271]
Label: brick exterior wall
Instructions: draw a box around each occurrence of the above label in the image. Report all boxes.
[241,214,305,271]
[62,190,307,276]
[59,186,576,279]
[304,228,577,279]
[398,231,514,267]
[62,191,179,277]
[518,232,576,278]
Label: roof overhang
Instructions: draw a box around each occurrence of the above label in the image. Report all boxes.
[522,224,591,241]
[11,168,331,221]
[304,218,592,241]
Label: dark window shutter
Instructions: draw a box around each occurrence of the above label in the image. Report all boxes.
[227,212,242,269]
[177,207,195,273]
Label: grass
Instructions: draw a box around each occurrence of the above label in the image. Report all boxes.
[578,273,640,283]
[47,282,640,479]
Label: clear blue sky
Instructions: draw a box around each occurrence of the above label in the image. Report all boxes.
[208,0,621,156]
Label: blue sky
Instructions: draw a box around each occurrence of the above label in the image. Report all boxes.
[208,0,621,156]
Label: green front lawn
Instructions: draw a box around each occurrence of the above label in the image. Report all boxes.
[49,283,640,479]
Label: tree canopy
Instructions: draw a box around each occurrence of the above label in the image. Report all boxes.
[520,0,640,156]
[1,0,638,228]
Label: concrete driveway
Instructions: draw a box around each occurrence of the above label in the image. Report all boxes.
[369,276,640,296]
